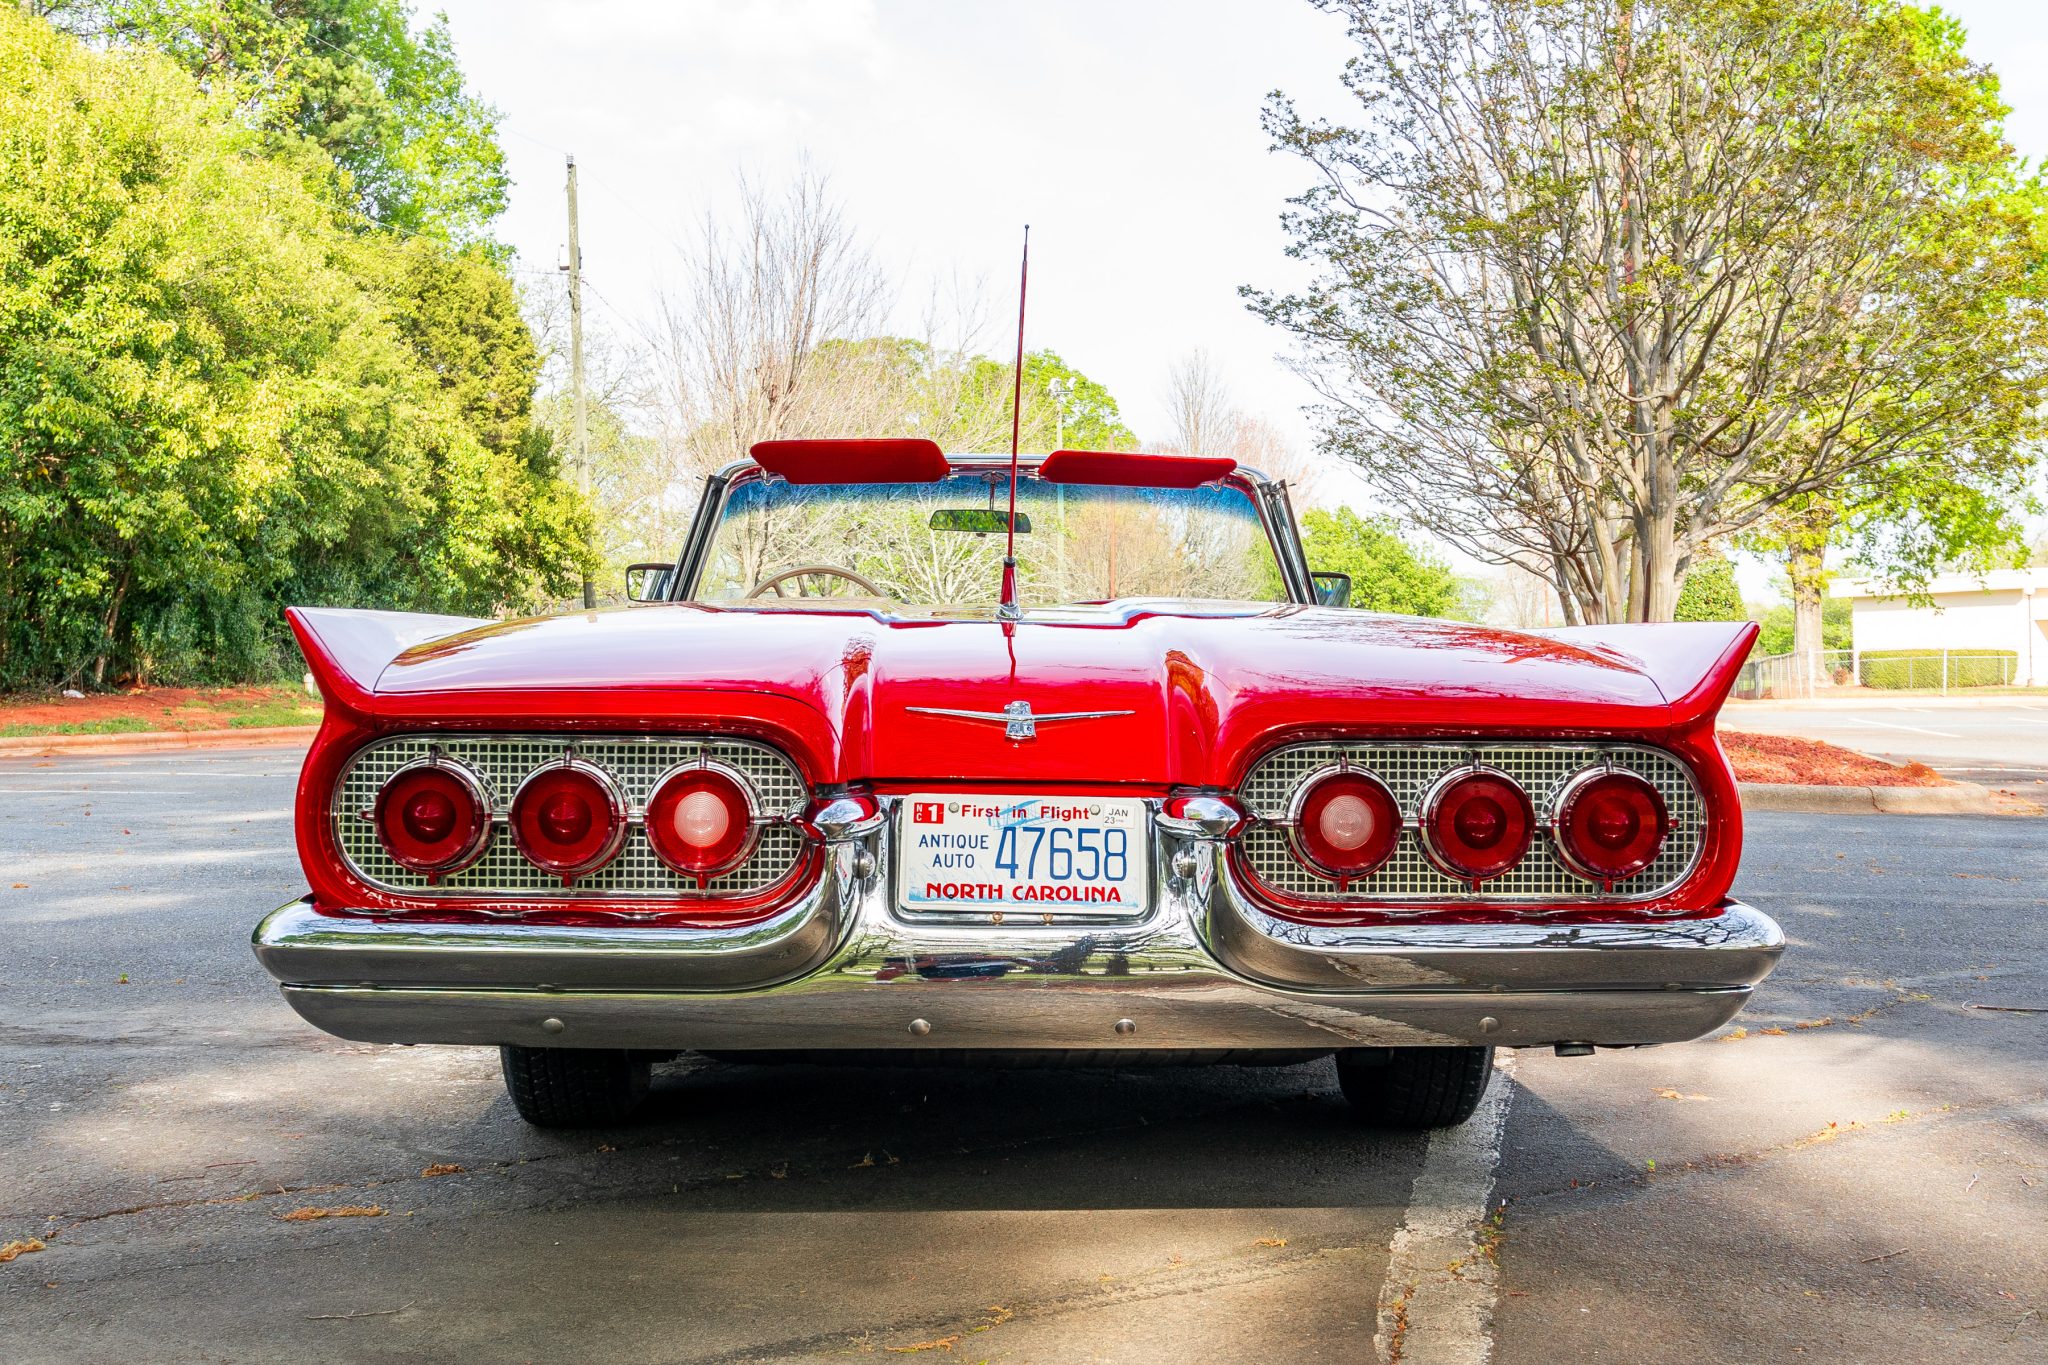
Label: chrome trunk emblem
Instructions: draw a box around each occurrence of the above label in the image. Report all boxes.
[906,699,1133,741]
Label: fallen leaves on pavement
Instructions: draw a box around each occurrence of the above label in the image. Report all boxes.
[885,1335,961,1354]
[277,1205,385,1222]
[0,1238,46,1262]
[419,1164,464,1178]
[886,1305,1013,1353]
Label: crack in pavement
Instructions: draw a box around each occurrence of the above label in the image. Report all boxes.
[688,1240,1375,1364]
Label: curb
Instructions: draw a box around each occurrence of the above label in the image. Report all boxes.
[0,725,317,758]
[1738,779,2025,816]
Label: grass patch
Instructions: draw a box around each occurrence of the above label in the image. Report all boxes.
[226,700,322,728]
[1,717,153,737]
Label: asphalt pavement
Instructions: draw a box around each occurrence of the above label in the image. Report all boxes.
[0,749,2042,1363]
[1726,698,2048,787]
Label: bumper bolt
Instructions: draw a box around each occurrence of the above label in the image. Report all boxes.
[1479,1016,1499,1034]
[1171,850,1199,879]
[1114,1018,1136,1036]
[908,1018,932,1037]
[541,1017,565,1035]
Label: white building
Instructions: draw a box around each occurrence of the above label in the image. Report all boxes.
[1831,567,2048,685]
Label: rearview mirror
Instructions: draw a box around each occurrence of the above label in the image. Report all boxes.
[930,508,1031,534]
[1311,571,1353,608]
[624,562,674,604]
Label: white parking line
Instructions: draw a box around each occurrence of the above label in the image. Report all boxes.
[1374,1050,1517,1365]
[1847,718,1960,738]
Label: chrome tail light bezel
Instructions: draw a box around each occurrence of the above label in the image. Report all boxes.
[643,758,766,884]
[1548,763,1672,888]
[508,756,631,884]
[1415,764,1537,888]
[1283,764,1404,885]
[368,752,494,883]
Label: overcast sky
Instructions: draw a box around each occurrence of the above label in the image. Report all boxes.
[438,0,2048,594]
[441,0,1361,449]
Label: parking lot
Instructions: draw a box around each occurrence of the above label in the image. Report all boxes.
[1,748,2043,1363]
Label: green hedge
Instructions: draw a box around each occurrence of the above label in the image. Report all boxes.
[1857,649,2018,690]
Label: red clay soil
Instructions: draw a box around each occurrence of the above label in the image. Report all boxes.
[1720,729,1949,787]
[0,685,316,734]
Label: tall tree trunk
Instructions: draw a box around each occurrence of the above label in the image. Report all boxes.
[1788,547,1827,697]
[1550,558,1584,626]
[91,566,131,690]
[1785,504,1835,697]
[1640,511,1681,622]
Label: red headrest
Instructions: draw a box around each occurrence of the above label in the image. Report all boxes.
[749,439,951,485]
[1037,449,1238,488]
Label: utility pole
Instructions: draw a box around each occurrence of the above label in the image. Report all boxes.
[564,154,595,609]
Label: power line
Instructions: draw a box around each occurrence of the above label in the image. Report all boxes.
[581,275,669,359]
[501,125,572,158]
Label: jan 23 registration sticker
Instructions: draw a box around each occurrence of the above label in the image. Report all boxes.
[898,795,1149,914]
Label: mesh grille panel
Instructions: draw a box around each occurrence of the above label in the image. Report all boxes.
[334,734,807,898]
[1239,742,1702,906]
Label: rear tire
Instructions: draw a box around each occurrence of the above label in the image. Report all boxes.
[1336,1046,1494,1129]
[500,1046,651,1128]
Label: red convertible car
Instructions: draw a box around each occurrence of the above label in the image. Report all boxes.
[253,439,1782,1130]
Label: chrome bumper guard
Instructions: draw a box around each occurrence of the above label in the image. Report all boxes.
[254,815,1783,1052]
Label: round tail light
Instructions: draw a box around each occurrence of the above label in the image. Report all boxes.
[1420,768,1533,884]
[1553,768,1670,885]
[1293,771,1401,881]
[645,764,756,882]
[373,759,490,881]
[510,760,626,882]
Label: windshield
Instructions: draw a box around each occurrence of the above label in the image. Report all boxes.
[695,471,1285,610]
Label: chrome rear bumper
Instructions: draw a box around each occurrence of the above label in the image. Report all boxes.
[255,824,1783,1052]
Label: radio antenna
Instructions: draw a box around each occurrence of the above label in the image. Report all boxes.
[998,224,1029,623]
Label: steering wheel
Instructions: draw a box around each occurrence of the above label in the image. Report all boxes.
[745,564,887,599]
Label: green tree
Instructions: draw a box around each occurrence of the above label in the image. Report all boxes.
[1673,557,1745,623]
[1300,508,1462,617]
[42,0,507,241]
[1741,457,2034,689]
[0,8,577,688]
[1250,0,2048,624]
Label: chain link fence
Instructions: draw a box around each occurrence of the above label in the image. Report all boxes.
[1734,649,2020,699]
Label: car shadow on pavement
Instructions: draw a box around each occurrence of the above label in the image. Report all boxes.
[542,1051,1438,1212]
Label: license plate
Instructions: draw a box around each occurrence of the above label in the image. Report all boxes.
[897,795,1150,916]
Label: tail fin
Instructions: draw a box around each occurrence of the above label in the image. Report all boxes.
[1545,621,1758,727]
[287,607,488,713]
